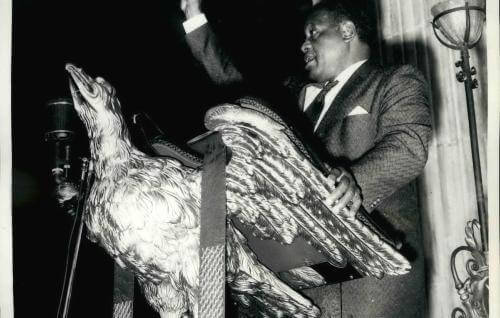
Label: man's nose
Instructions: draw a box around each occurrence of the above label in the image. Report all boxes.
[301,40,311,53]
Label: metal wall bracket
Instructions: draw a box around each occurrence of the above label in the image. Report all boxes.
[451,220,489,318]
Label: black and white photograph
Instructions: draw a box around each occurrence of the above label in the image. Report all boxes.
[1,0,498,317]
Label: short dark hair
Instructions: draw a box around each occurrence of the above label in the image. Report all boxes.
[307,0,378,46]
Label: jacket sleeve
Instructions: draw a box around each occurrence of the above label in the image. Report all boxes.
[185,22,243,86]
[350,65,432,212]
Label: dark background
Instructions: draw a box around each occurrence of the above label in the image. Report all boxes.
[12,1,309,317]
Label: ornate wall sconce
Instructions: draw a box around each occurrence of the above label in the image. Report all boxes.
[431,1,488,317]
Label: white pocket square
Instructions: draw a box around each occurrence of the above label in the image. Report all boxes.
[347,106,368,116]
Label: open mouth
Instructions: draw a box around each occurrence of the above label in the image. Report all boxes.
[68,77,85,108]
[66,63,96,111]
[304,51,316,68]
[65,63,97,97]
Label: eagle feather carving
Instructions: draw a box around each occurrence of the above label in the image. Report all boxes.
[65,63,410,318]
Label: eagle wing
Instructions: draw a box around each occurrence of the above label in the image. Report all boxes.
[205,98,411,278]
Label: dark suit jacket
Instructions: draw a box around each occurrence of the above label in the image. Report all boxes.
[187,22,432,317]
[302,60,432,222]
[299,62,431,317]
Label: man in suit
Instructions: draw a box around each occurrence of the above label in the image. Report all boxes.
[180,0,432,316]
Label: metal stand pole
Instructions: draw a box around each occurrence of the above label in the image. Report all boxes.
[458,48,488,250]
[61,158,92,318]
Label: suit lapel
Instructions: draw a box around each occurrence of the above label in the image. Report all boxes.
[315,61,375,135]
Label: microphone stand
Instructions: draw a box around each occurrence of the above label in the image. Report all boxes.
[59,158,93,318]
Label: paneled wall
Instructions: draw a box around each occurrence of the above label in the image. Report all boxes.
[374,1,488,317]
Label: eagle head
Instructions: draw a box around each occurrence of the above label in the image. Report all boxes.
[65,63,125,139]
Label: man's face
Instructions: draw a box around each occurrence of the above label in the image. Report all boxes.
[301,9,348,83]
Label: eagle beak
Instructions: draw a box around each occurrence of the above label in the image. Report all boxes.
[65,63,97,97]
[66,64,96,112]
[68,77,83,107]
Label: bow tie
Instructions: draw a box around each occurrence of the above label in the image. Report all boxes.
[306,79,339,90]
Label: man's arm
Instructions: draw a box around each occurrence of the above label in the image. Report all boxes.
[351,65,432,212]
[180,0,243,85]
[180,0,362,214]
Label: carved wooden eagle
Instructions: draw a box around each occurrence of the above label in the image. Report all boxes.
[65,63,410,318]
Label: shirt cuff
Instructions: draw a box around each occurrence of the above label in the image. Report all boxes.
[183,14,208,34]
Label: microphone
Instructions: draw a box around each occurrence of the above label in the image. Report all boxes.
[45,98,76,183]
[45,98,79,209]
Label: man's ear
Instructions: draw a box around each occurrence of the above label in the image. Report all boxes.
[339,21,357,42]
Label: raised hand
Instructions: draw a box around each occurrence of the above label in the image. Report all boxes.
[180,0,202,19]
